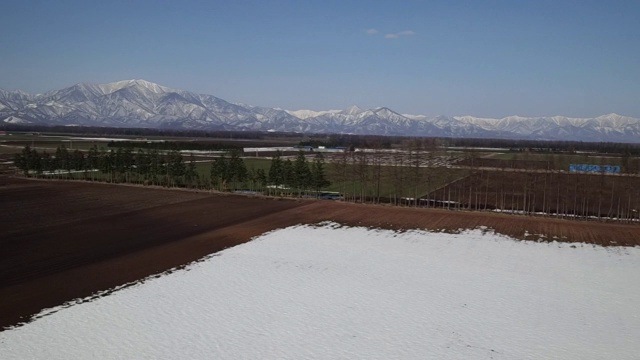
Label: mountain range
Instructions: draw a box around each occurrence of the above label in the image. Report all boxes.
[2,79,639,143]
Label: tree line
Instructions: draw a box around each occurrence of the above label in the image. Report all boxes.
[12,141,640,223]
[321,140,640,223]
[265,152,330,196]
[13,145,199,187]
[13,145,331,197]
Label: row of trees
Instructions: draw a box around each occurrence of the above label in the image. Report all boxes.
[15,142,639,223]
[13,145,332,197]
[14,145,199,186]
[208,151,330,195]
[428,169,640,223]
[210,149,251,190]
[327,141,441,205]
[323,142,640,223]
[267,152,330,196]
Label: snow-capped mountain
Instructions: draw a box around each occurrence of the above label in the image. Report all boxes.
[444,113,640,142]
[2,79,640,142]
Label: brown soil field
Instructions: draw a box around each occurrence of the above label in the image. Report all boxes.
[457,157,554,170]
[2,176,640,329]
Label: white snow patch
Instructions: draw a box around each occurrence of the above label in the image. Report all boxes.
[2,116,29,124]
[286,109,342,119]
[402,113,428,120]
[1,224,639,359]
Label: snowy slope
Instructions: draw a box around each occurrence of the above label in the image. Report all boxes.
[2,224,639,359]
[285,108,341,119]
[2,80,640,141]
[447,113,640,141]
[0,80,300,131]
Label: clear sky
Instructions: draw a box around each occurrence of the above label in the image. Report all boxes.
[1,0,639,118]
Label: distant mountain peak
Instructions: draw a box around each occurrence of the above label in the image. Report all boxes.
[597,113,625,120]
[343,105,363,115]
[286,109,329,119]
[373,107,399,115]
[96,79,170,95]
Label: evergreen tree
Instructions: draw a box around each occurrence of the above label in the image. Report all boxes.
[211,154,229,190]
[41,151,53,173]
[293,151,311,195]
[268,151,284,186]
[135,149,151,182]
[13,145,29,175]
[55,146,71,177]
[30,148,43,176]
[228,149,247,190]
[167,150,186,186]
[99,149,113,182]
[311,153,330,193]
[282,159,295,194]
[72,149,85,171]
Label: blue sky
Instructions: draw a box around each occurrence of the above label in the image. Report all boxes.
[1,0,639,118]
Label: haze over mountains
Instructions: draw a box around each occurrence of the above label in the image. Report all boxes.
[2,79,639,143]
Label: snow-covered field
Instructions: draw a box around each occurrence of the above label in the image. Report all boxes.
[2,224,639,359]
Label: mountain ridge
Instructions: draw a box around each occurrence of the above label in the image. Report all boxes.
[2,79,640,143]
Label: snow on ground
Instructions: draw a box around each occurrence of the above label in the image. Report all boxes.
[1,224,639,359]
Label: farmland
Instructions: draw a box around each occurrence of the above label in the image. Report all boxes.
[3,175,640,329]
[5,130,640,223]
